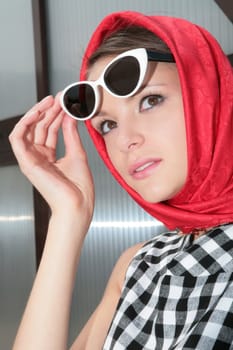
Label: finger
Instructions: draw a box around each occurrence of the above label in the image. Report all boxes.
[34,94,62,145]
[45,110,64,149]
[10,94,53,149]
[10,109,41,140]
[9,110,40,158]
[9,96,54,153]
[62,114,86,160]
[19,95,55,144]
[23,95,54,118]
[12,96,54,145]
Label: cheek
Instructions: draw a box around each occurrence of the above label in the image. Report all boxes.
[105,140,129,182]
[162,100,186,151]
[106,141,120,168]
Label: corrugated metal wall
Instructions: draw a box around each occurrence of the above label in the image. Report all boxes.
[0,166,36,350]
[0,0,232,347]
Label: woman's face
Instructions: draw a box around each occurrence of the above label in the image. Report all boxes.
[89,56,188,203]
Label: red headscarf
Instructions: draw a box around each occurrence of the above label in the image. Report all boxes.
[80,11,233,233]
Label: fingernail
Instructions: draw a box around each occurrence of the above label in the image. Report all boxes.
[40,95,52,102]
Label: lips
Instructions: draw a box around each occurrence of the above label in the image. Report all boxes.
[129,158,162,179]
[134,161,155,172]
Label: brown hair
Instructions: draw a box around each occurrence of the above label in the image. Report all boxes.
[88,26,172,67]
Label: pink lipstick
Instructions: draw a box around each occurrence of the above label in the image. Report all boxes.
[129,158,162,179]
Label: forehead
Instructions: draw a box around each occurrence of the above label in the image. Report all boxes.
[87,55,116,81]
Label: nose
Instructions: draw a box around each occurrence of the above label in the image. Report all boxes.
[116,120,145,153]
[100,88,145,152]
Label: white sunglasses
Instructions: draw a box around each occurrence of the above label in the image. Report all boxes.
[60,47,175,121]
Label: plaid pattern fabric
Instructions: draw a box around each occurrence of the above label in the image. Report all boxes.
[103,224,233,349]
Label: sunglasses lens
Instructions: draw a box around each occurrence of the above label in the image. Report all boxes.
[63,84,95,119]
[104,56,140,96]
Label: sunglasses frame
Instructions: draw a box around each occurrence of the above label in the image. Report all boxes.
[60,48,175,121]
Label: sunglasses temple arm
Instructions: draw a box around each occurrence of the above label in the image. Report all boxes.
[147,50,175,63]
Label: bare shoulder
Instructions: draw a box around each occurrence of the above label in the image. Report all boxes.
[70,241,145,350]
[112,241,146,290]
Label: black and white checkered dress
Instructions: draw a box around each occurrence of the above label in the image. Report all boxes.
[103,224,233,349]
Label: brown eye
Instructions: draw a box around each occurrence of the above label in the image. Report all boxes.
[140,95,164,111]
[100,120,117,135]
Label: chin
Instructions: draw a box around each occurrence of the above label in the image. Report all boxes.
[138,187,180,204]
[139,192,166,204]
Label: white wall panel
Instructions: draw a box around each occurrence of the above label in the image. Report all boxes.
[0,0,37,120]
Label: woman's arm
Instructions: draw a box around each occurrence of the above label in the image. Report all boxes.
[70,242,144,350]
[12,213,86,350]
[9,94,94,350]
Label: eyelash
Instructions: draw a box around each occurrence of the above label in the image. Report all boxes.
[98,119,117,136]
[95,93,165,136]
[139,94,164,112]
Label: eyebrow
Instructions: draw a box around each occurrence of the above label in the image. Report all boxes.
[91,111,108,120]
[141,82,167,89]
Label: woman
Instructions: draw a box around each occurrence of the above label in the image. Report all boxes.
[10,11,233,350]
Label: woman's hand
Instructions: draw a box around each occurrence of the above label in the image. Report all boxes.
[9,94,94,225]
